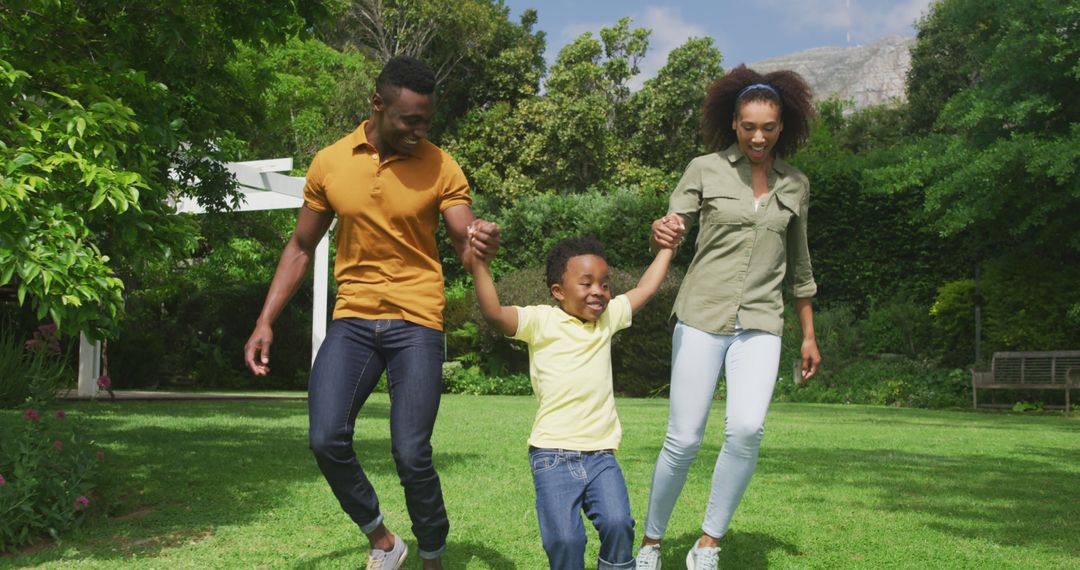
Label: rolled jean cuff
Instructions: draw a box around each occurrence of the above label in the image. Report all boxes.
[598,555,635,569]
[358,513,384,535]
[418,544,446,560]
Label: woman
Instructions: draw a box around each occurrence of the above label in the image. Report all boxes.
[635,65,822,570]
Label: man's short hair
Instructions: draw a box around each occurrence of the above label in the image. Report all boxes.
[376,56,436,100]
[545,237,607,287]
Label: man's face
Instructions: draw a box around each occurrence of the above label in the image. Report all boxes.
[372,87,435,156]
[550,254,612,322]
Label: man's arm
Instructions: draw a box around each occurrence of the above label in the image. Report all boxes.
[624,247,675,314]
[443,204,499,263]
[470,255,518,336]
[244,206,335,375]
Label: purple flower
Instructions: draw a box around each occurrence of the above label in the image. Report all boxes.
[55,410,67,421]
[39,323,57,335]
[23,408,40,422]
[53,440,64,452]
[0,474,6,485]
[96,374,111,390]
[74,496,90,510]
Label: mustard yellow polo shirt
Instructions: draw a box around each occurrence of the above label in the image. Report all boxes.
[303,122,471,331]
[512,294,632,451]
[669,144,817,336]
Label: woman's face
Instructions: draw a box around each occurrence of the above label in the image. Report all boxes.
[732,100,783,164]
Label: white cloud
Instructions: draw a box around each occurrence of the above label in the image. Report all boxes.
[758,0,933,45]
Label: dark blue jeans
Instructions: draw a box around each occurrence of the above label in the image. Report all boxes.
[308,318,447,559]
[530,448,636,570]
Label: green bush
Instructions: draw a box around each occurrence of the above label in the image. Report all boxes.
[0,406,103,551]
[859,295,934,359]
[0,325,70,409]
[929,279,976,367]
[441,361,531,396]
[775,357,968,408]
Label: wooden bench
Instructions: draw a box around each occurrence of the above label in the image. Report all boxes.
[971,351,1079,411]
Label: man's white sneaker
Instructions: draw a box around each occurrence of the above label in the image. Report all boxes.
[635,544,662,570]
[366,534,408,570]
[686,544,720,570]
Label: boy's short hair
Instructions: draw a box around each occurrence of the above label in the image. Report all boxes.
[545,237,607,287]
[376,55,436,99]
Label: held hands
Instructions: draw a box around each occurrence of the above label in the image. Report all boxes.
[651,213,686,250]
[465,219,500,269]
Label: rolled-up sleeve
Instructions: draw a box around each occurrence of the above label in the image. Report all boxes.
[784,188,817,298]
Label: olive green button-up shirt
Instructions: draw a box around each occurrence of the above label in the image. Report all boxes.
[669,144,817,336]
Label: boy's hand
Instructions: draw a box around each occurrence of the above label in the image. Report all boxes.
[652,214,686,249]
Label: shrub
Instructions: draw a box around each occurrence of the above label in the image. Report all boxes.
[860,295,934,359]
[0,407,103,551]
[0,325,70,409]
[441,362,531,396]
[930,279,976,367]
[775,356,968,409]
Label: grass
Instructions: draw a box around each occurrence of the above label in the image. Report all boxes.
[2,396,1078,569]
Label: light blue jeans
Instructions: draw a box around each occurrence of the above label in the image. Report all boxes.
[643,320,781,540]
[530,448,636,569]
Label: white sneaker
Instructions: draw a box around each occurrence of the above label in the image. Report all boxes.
[636,544,662,570]
[686,544,720,570]
[366,534,408,570]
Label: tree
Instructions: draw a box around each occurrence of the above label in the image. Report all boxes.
[0,0,325,337]
[868,0,1080,255]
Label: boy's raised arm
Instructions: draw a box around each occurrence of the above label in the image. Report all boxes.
[626,214,683,314]
[625,247,675,314]
[470,253,519,337]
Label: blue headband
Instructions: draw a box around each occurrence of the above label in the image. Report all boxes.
[736,83,779,100]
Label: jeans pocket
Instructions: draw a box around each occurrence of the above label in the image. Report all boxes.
[529,451,560,474]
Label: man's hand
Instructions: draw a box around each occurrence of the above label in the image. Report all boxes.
[652,213,686,249]
[244,323,274,376]
[468,219,500,262]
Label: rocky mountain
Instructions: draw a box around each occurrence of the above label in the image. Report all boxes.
[747,36,915,111]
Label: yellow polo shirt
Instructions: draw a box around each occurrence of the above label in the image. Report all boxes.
[303,122,471,331]
[512,294,632,451]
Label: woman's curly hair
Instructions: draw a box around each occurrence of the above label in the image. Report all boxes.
[701,65,815,158]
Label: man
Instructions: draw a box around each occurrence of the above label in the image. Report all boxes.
[244,56,498,570]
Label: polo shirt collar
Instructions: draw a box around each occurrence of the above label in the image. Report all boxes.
[350,120,374,150]
[555,305,595,326]
[350,120,428,162]
[722,143,792,177]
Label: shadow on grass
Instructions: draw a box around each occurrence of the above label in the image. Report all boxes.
[661,531,799,569]
[5,399,479,566]
[772,403,1080,433]
[765,446,1079,554]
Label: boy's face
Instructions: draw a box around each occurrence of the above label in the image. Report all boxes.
[551,254,611,322]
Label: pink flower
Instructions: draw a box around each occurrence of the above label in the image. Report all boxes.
[0,474,6,485]
[55,410,67,421]
[74,496,90,510]
[39,323,57,335]
[53,440,64,451]
[23,408,40,422]
[96,374,111,390]
[24,338,41,351]
[95,450,105,459]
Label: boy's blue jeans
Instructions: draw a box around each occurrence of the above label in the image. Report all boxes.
[530,447,636,569]
[308,318,448,559]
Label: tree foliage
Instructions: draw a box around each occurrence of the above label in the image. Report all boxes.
[872,0,1080,255]
[0,0,324,337]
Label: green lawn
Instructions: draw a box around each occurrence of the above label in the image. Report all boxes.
[3,396,1078,569]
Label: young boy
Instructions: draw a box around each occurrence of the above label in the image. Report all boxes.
[467,224,681,570]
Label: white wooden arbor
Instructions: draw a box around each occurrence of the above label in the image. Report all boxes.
[76,159,331,396]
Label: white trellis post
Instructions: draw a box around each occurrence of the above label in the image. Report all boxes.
[75,158,332,391]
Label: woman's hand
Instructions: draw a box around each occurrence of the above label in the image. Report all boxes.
[800,337,821,381]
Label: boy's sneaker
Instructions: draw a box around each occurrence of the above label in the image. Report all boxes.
[366,534,407,570]
[635,544,662,569]
[686,544,720,570]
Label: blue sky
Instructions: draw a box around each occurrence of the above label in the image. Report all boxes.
[502,0,934,87]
